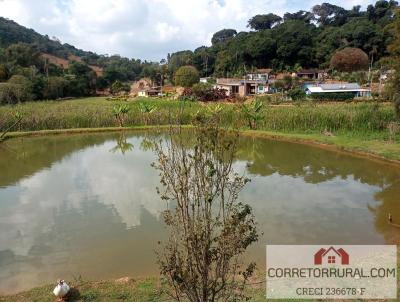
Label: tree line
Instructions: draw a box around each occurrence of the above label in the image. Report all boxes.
[0,0,398,104]
[167,0,398,77]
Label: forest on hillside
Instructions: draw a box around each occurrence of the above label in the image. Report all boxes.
[0,0,399,103]
[169,0,398,77]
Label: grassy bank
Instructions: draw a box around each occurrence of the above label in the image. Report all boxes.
[0,277,272,302]
[0,278,164,302]
[0,97,399,161]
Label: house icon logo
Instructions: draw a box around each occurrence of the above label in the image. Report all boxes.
[314,246,349,265]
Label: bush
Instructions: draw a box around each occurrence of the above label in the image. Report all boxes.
[110,80,130,95]
[182,86,227,102]
[192,82,213,94]
[288,88,306,101]
[310,92,355,101]
[330,47,369,72]
[174,66,200,87]
[0,75,34,104]
[0,65,8,81]
[43,76,68,99]
[395,94,400,120]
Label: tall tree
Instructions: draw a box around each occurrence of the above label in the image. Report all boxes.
[173,65,200,87]
[283,10,314,23]
[273,20,316,67]
[248,14,282,30]
[312,3,349,26]
[211,29,237,45]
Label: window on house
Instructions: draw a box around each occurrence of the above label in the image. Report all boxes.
[328,256,335,264]
[232,86,239,94]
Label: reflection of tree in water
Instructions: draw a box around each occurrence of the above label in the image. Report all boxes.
[236,136,400,245]
[0,199,166,293]
[237,136,399,187]
[0,133,121,187]
[109,132,134,155]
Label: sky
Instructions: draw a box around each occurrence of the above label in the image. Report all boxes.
[0,0,376,61]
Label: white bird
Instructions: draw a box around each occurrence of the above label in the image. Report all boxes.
[53,279,70,301]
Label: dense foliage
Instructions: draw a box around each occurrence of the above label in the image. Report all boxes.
[167,0,398,77]
[310,92,356,101]
[386,8,400,100]
[173,65,200,87]
[182,83,228,102]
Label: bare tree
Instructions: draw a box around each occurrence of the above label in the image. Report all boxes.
[151,121,258,302]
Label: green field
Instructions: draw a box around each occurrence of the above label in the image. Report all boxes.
[0,97,399,161]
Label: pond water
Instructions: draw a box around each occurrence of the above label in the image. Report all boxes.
[0,131,399,294]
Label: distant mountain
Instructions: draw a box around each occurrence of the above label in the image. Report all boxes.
[0,17,101,64]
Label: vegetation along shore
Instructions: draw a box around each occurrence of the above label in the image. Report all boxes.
[0,97,399,162]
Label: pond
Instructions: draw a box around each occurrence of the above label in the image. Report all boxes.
[0,130,399,294]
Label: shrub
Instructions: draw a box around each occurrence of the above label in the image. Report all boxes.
[0,65,8,81]
[174,66,200,87]
[182,86,227,102]
[153,124,258,302]
[310,92,355,101]
[330,47,369,72]
[288,88,306,101]
[43,76,68,99]
[0,75,34,104]
[110,80,130,95]
[192,82,213,94]
[395,94,400,120]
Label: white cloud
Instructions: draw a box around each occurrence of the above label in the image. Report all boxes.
[0,0,377,60]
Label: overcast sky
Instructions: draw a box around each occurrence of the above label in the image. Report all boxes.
[0,0,376,61]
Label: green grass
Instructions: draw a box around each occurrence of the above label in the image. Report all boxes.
[0,97,399,162]
[0,278,165,302]
[0,277,304,302]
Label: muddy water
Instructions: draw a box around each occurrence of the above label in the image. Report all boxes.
[0,131,399,293]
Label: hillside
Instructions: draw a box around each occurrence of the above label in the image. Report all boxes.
[0,16,153,102]
[0,17,100,63]
[41,53,103,76]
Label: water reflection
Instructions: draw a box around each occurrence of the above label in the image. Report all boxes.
[109,133,134,155]
[0,131,399,294]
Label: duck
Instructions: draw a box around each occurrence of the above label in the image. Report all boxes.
[53,279,70,302]
[388,213,400,228]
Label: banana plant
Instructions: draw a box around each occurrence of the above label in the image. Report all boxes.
[112,104,130,127]
[240,98,265,130]
[139,102,157,125]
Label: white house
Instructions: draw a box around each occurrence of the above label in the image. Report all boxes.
[305,83,371,97]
